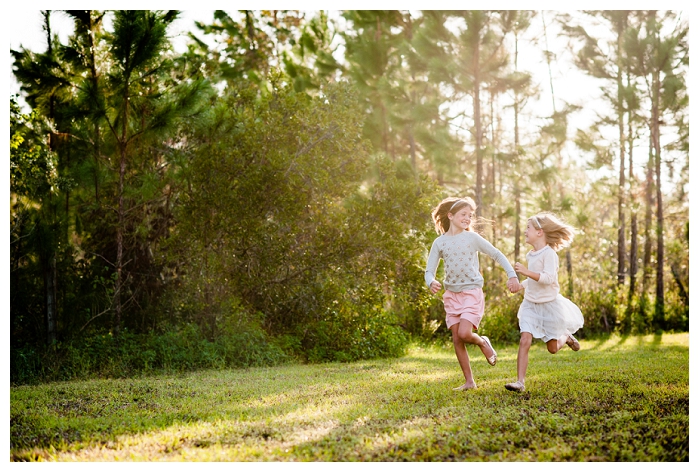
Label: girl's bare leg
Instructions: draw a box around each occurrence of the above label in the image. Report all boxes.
[546,334,568,354]
[456,319,494,359]
[516,332,533,383]
[450,324,476,389]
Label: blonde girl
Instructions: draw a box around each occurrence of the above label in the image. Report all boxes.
[425,197,520,391]
[505,212,584,393]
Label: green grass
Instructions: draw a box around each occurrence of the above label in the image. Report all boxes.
[10,333,688,461]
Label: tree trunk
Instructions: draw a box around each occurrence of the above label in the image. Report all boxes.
[642,142,654,290]
[43,251,57,344]
[41,10,58,345]
[87,11,101,203]
[115,143,125,335]
[566,249,573,298]
[616,19,626,285]
[670,263,688,307]
[629,214,639,295]
[542,12,557,114]
[627,72,638,297]
[652,65,664,327]
[115,81,130,334]
[513,30,521,263]
[409,56,417,170]
[473,41,483,216]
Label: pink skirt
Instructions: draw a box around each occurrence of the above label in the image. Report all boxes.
[443,288,485,330]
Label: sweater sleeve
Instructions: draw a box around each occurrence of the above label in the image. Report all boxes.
[424,238,441,287]
[474,234,517,279]
[536,248,559,286]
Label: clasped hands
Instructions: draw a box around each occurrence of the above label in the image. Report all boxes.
[507,277,523,293]
[429,269,525,295]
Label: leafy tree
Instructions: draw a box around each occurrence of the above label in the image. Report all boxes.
[11,10,79,345]
[281,11,342,92]
[412,11,513,215]
[167,77,437,356]
[190,10,338,93]
[10,98,61,345]
[501,10,537,262]
[12,10,211,338]
[605,10,687,325]
[341,11,459,174]
[562,11,633,286]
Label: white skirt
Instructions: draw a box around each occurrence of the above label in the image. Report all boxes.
[518,295,584,342]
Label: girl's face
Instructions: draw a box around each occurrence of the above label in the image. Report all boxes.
[524,219,543,245]
[448,205,474,232]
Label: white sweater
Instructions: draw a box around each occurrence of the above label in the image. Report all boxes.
[521,245,560,303]
[424,231,516,293]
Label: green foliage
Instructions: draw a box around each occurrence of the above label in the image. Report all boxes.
[298,281,409,363]
[165,78,439,367]
[478,294,522,345]
[10,318,288,385]
[9,99,57,197]
[571,288,618,337]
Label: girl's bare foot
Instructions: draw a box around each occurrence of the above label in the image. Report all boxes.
[453,382,477,391]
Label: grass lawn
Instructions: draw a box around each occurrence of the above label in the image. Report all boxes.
[10,332,689,461]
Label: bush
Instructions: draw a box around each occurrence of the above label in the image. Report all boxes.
[298,285,409,363]
[661,290,689,333]
[302,310,408,363]
[571,288,618,337]
[10,319,289,385]
[478,294,522,345]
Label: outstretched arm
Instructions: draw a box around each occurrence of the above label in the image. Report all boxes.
[474,234,520,293]
[475,235,517,279]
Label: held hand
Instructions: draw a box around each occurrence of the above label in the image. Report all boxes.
[429,280,442,294]
[507,277,522,293]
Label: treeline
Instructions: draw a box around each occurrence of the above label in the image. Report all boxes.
[10,10,688,384]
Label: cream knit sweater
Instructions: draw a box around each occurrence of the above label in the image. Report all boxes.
[521,245,560,303]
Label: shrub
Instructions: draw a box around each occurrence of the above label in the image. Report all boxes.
[571,288,618,337]
[298,284,409,363]
[478,294,522,345]
[662,290,689,332]
[10,318,289,385]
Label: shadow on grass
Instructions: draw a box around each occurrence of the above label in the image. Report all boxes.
[10,333,689,461]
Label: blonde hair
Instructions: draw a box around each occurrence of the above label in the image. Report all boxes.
[529,212,575,251]
[431,197,480,234]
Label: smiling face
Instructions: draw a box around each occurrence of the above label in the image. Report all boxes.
[448,205,474,233]
[524,219,544,246]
